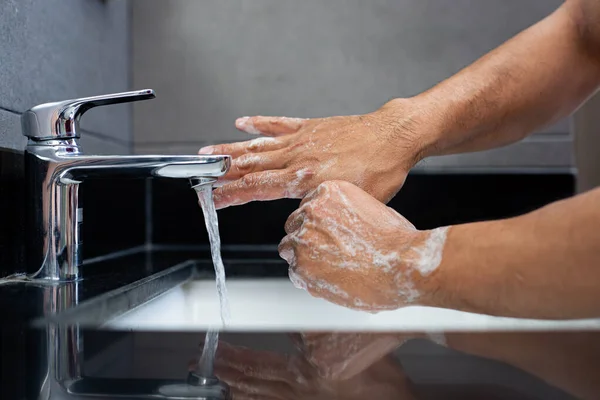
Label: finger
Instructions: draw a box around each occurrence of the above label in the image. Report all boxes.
[277,235,296,265]
[223,151,285,181]
[213,170,312,209]
[198,136,285,157]
[303,278,352,309]
[299,182,329,207]
[236,116,307,137]
[284,206,307,234]
[289,266,309,291]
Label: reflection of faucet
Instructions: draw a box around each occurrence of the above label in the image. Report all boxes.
[22,89,230,282]
[34,279,230,399]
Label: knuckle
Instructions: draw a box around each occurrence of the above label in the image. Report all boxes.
[326,180,343,190]
[240,173,258,188]
[284,220,297,235]
[278,236,289,251]
[212,187,224,200]
[234,154,259,173]
[247,137,277,151]
[302,204,316,219]
[317,181,332,191]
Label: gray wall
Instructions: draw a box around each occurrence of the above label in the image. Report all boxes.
[132,0,571,172]
[0,0,132,155]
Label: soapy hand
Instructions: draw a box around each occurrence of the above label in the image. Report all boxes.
[278,181,449,312]
[198,100,423,209]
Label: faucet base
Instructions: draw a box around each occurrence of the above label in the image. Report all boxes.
[65,377,231,400]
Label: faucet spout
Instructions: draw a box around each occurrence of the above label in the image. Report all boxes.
[21,89,230,283]
[24,142,230,282]
[59,154,229,183]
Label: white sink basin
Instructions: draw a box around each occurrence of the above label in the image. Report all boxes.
[107,278,600,332]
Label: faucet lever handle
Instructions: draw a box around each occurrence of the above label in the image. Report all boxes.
[22,89,156,141]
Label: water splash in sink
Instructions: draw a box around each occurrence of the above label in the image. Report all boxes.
[196,184,230,326]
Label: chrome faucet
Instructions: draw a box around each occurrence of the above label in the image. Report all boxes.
[22,89,230,282]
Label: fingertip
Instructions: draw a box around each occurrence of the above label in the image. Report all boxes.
[212,195,228,210]
[198,146,214,154]
[214,203,228,211]
[235,116,261,135]
[235,116,248,129]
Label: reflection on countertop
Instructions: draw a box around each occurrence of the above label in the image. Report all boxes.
[1,248,600,399]
[12,328,599,400]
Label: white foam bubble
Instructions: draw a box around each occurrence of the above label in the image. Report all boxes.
[289,269,307,290]
[237,116,262,134]
[234,154,263,169]
[412,226,449,276]
[247,136,277,150]
[284,167,311,198]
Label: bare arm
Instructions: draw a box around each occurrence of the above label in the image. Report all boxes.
[406,0,600,159]
[279,180,600,319]
[426,186,600,319]
[203,0,600,209]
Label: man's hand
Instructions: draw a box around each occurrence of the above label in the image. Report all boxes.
[278,180,448,312]
[199,1,600,211]
[198,100,424,209]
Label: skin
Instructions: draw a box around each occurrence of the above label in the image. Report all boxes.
[200,0,600,319]
[280,180,600,320]
[278,180,439,312]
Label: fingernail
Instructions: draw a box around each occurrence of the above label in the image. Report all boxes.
[198,146,214,154]
[235,116,250,129]
[236,116,260,134]
[212,194,227,210]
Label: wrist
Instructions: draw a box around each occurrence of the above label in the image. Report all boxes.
[407,226,453,308]
[374,97,445,168]
[418,220,508,314]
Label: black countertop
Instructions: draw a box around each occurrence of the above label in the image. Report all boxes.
[2,248,600,400]
[0,247,288,326]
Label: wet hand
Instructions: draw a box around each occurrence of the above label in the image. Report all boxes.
[278,181,449,312]
[198,100,423,209]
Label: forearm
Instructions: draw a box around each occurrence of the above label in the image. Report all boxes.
[391,1,600,160]
[427,187,600,319]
